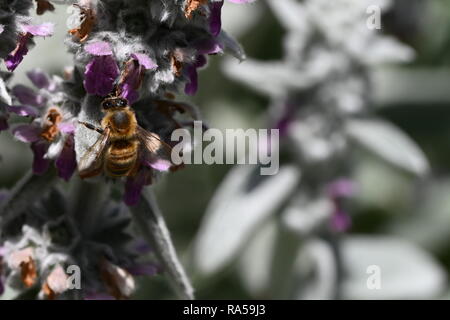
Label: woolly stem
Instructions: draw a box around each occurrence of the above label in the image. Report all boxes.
[129,188,195,300]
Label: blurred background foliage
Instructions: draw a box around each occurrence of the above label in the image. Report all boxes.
[3,0,450,299]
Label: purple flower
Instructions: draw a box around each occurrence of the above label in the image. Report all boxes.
[185,55,207,96]
[31,140,51,175]
[327,179,356,233]
[330,209,352,233]
[5,23,54,72]
[5,33,31,72]
[126,263,160,277]
[118,54,157,104]
[84,42,157,100]
[10,70,76,180]
[124,169,151,207]
[209,1,225,37]
[83,42,120,96]
[55,134,77,181]
[26,69,56,91]
[84,56,120,97]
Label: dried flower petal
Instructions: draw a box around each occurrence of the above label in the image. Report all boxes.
[69,5,95,42]
[36,0,55,16]
[185,0,207,19]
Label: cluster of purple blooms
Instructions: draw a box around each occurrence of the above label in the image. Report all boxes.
[0,0,253,300]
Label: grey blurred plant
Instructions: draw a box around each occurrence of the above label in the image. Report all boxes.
[192,0,444,299]
[0,0,254,300]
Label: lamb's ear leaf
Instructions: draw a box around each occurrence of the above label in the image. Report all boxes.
[345,119,429,176]
[340,236,446,299]
[193,165,300,276]
[129,189,194,300]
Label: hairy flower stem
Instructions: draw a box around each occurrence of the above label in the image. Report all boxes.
[0,169,58,237]
[130,189,194,300]
[67,177,111,236]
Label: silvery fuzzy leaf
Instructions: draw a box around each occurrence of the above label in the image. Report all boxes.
[345,119,429,176]
[361,36,415,65]
[281,194,333,236]
[293,238,338,300]
[130,189,194,300]
[238,218,278,296]
[217,31,246,62]
[388,179,450,252]
[223,59,317,97]
[340,236,446,299]
[266,0,308,32]
[193,165,300,275]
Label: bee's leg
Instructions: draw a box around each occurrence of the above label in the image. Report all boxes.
[78,121,104,134]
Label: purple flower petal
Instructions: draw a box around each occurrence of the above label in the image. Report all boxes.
[84,55,120,96]
[126,263,159,277]
[21,23,54,37]
[131,53,157,70]
[144,158,171,172]
[31,141,51,175]
[5,34,31,72]
[57,122,75,134]
[209,1,224,37]
[124,170,149,206]
[195,38,223,55]
[12,124,41,143]
[327,179,356,199]
[118,59,143,104]
[133,239,152,254]
[6,105,39,117]
[85,41,113,56]
[12,85,46,107]
[26,69,51,90]
[55,135,77,181]
[330,209,352,233]
[184,55,207,96]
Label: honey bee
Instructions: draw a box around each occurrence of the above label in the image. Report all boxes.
[78,96,170,179]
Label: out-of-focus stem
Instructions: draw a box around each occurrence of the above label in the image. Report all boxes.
[130,188,195,300]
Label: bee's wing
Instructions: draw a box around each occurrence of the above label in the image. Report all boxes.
[78,128,110,178]
[136,126,174,171]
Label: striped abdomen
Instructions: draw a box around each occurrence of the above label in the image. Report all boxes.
[105,139,139,177]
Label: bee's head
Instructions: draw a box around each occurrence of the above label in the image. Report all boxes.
[101,97,128,110]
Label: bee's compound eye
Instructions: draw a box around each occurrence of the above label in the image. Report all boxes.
[103,101,112,109]
[118,99,127,107]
